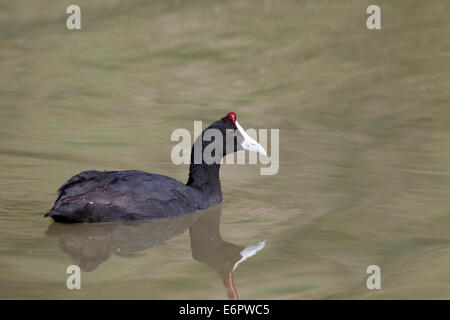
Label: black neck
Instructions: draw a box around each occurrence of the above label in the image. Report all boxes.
[185,118,233,202]
[186,162,222,197]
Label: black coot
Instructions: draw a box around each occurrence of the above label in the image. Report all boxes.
[45,112,266,223]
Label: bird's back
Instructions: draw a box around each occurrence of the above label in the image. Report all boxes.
[46,170,200,222]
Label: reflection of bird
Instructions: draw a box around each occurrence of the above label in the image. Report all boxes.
[46,210,202,271]
[45,113,266,222]
[189,207,265,300]
[189,205,241,299]
[46,204,265,299]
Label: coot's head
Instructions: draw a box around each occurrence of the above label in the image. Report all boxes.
[195,112,267,163]
[224,112,267,156]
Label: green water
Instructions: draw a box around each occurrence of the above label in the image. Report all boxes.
[1,0,450,299]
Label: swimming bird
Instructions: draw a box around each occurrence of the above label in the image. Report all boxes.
[45,112,266,223]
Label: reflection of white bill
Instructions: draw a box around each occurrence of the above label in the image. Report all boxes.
[233,240,266,271]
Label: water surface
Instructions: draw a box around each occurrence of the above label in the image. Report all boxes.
[1,0,450,299]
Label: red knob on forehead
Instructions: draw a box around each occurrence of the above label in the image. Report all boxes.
[227,112,237,126]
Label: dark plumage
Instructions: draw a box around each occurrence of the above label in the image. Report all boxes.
[45,113,263,223]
